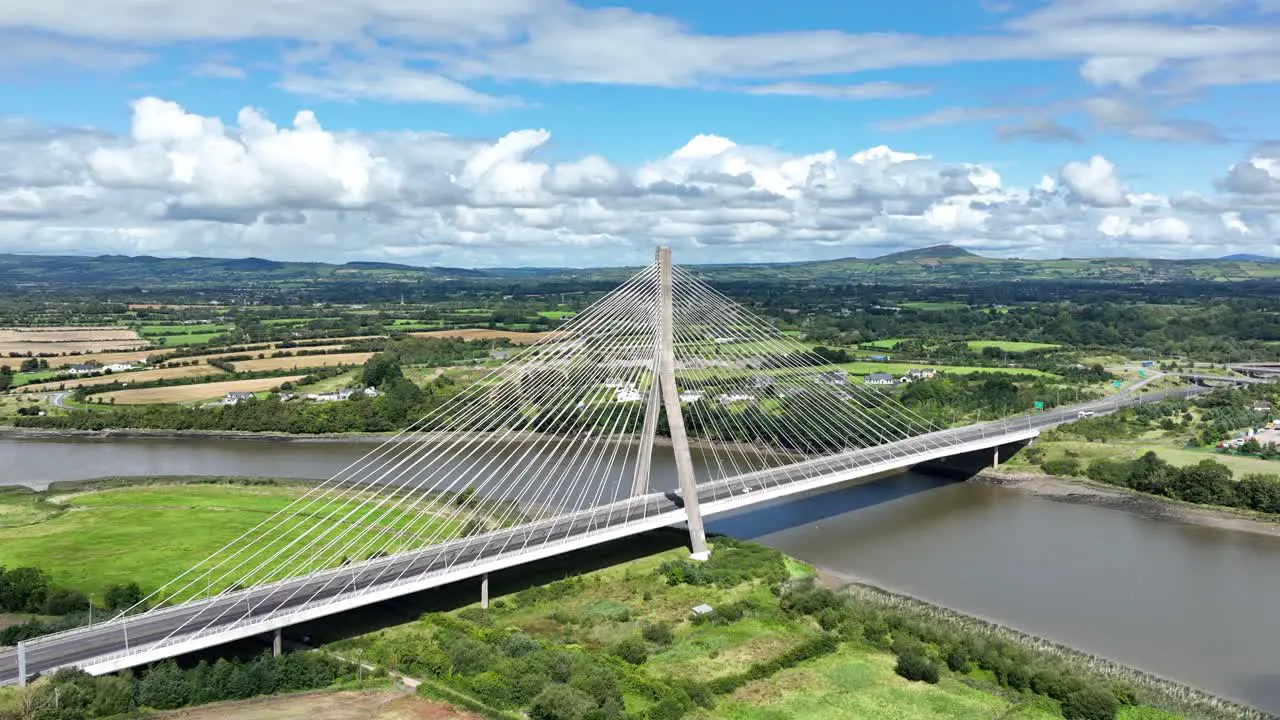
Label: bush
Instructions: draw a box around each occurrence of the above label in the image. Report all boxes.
[138,660,192,710]
[1042,457,1082,476]
[43,587,89,616]
[610,636,649,665]
[1062,686,1120,720]
[894,652,940,684]
[944,646,970,672]
[641,621,675,646]
[530,683,598,720]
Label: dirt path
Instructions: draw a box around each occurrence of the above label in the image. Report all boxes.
[155,689,481,720]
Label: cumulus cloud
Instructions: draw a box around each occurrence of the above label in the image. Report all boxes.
[0,98,1277,265]
[1060,155,1129,207]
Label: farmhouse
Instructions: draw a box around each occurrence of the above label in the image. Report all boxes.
[814,371,848,386]
[222,391,255,405]
[67,363,101,376]
[905,368,937,381]
[678,391,703,403]
[103,363,138,373]
[864,373,896,386]
[614,388,642,403]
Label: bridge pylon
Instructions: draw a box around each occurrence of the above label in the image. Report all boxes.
[653,246,709,559]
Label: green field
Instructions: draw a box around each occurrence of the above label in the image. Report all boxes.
[137,323,234,335]
[150,331,224,347]
[836,361,1053,378]
[966,340,1061,352]
[12,369,58,384]
[0,481,466,597]
[863,338,911,350]
[341,537,1182,720]
[901,301,968,311]
[1018,438,1280,478]
[262,317,316,326]
[537,310,578,319]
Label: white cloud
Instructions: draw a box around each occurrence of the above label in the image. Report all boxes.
[1060,155,1129,207]
[1079,56,1163,88]
[0,98,1276,265]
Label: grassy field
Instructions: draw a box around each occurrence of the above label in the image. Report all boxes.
[1016,438,1280,477]
[901,301,968,311]
[863,339,911,350]
[537,310,577,319]
[98,375,306,404]
[18,363,225,393]
[835,361,1053,378]
[965,340,1061,352]
[41,348,156,369]
[341,539,1179,720]
[0,481,466,596]
[153,331,225,347]
[137,323,235,335]
[231,352,375,373]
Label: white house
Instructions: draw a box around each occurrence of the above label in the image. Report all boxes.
[602,379,635,390]
[717,393,755,405]
[814,371,848,386]
[904,368,938,381]
[67,363,101,376]
[222,391,255,405]
[678,391,703,403]
[864,373,896,386]
[103,363,137,373]
[614,388,642,403]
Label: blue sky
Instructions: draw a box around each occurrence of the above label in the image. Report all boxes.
[0,0,1277,266]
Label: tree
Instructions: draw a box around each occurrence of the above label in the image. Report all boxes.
[138,660,192,710]
[894,652,939,684]
[1062,686,1120,720]
[361,353,403,389]
[104,581,145,612]
[530,683,598,720]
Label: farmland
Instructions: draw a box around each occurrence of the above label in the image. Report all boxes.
[0,327,149,355]
[98,376,307,404]
[408,329,560,344]
[19,364,224,393]
[966,340,1061,352]
[230,352,376,373]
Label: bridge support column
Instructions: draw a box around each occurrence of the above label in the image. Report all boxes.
[656,247,709,560]
[15,641,25,687]
[632,354,661,497]
[480,573,489,609]
[993,447,1000,467]
[272,628,282,657]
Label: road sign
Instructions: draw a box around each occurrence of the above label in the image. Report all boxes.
[1139,370,1146,378]
[1113,380,1123,388]
[1033,400,1045,410]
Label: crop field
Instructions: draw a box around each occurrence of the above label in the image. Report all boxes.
[43,349,157,368]
[965,340,1061,352]
[231,352,376,372]
[409,329,561,344]
[0,326,149,355]
[98,375,306,404]
[0,482,464,595]
[18,363,224,392]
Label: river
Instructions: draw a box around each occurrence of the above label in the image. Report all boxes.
[3,436,1279,712]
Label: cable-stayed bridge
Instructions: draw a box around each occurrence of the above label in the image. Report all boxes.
[4,248,1046,686]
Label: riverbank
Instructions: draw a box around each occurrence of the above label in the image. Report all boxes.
[971,468,1280,539]
[811,567,1270,719]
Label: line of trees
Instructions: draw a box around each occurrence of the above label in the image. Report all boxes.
[0,652,362,719]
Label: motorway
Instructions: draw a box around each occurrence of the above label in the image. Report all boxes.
[0,379,1216,684]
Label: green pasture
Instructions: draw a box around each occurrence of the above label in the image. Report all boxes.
[965,340,1061,352]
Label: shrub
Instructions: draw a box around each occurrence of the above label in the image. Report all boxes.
[1062,686,1121,720]
[641,621,675,646]
[894,652,940,684]
[610,636,649,665]
[1042,457,1081,476]
[944,646,970,672]
[530,683,598,720]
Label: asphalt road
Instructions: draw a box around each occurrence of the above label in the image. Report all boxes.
[0,381,1214,684]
